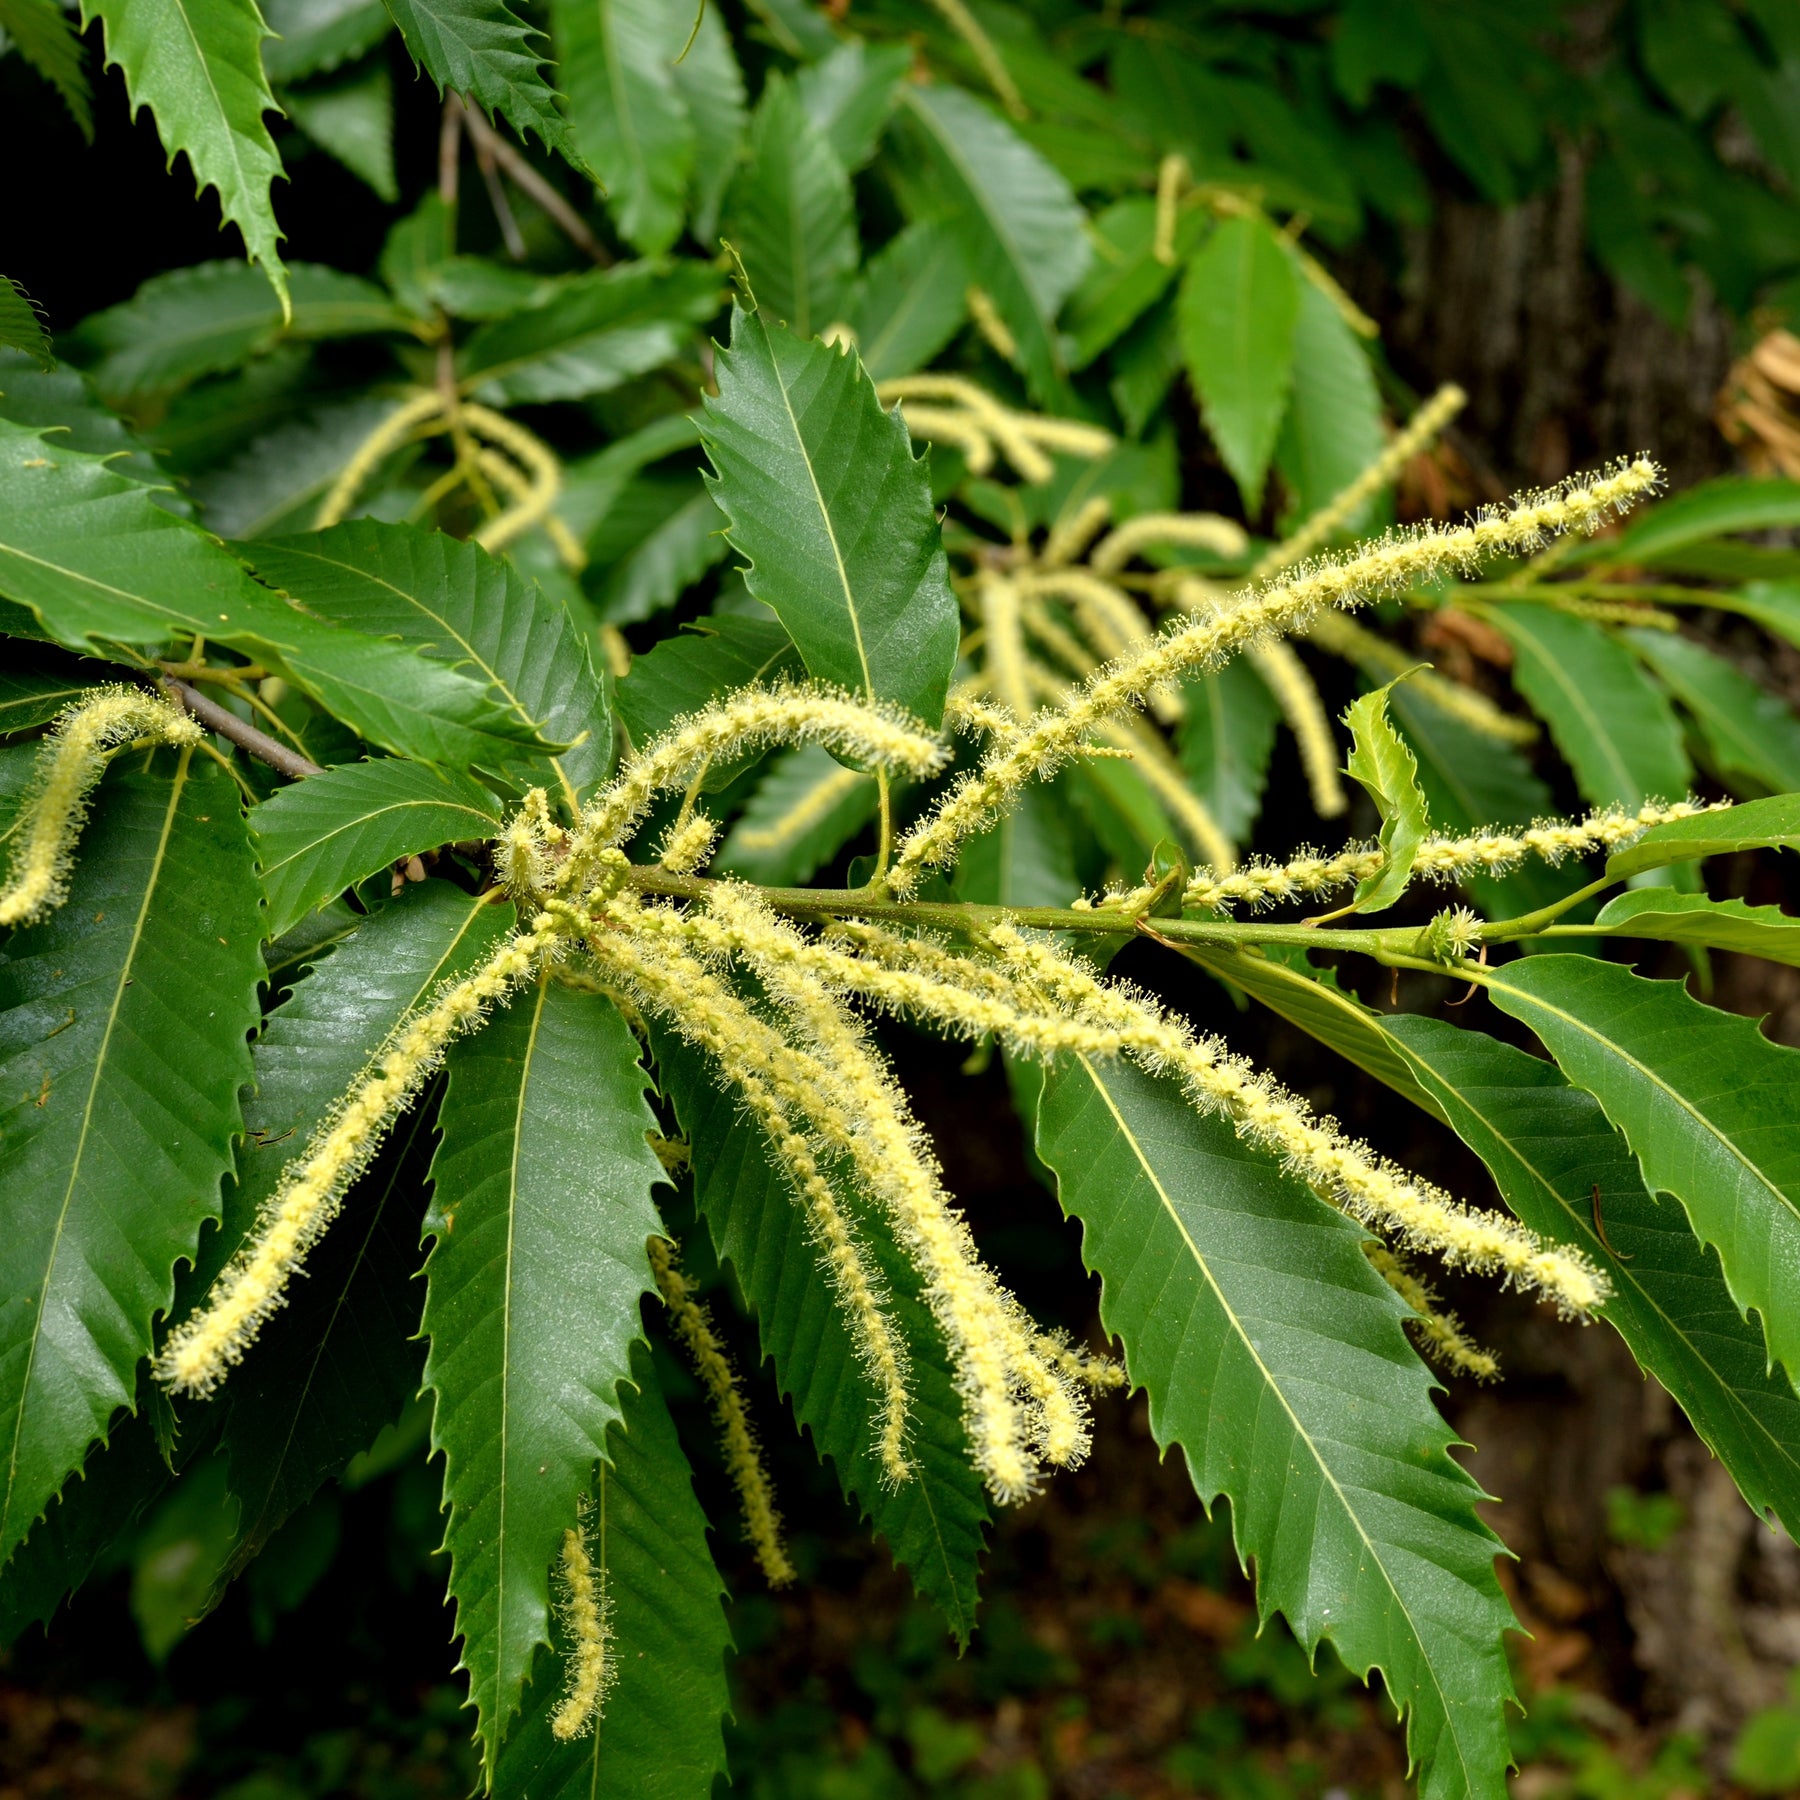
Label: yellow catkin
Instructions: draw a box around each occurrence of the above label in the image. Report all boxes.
[924,0,1026,117]
[889,459,1661,893]
[596,930,914,1483]
[1019,594,1101,680]
[157,915,560,1395]
[1018,570,1183,724]
[656,809,719,874]
[315,389,444,528]
[884,402,995,475]
[1153,153,1189,266]
[465,403,564,554]
[1182,797,1716,913]
[1246,638,1346,818]
[732,763,868,855]
[649,1237,796,1584]
[679,912,1606,1316]
[0,687,203,929]
[1252,384,1467,581]
[549,1509,612,1740]
[981,574,1035,725]
[472,443,587,571]
[1089,512,1251,575]
[598,624,632,681]
[1040,495,1113,569]
[566,684,945,877]
[1303,610,1538,747]
[877,377,1114,485]
[1364,1244,1499,1381]
[965,285,1019,362]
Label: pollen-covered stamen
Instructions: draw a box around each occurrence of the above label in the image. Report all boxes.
[0,686,204,930]
[549,1505,613,1741]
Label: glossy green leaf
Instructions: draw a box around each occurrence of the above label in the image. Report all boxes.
[1482,954,1800,1388]
[489,1341,731,1800]
[1602,476,1800,565]
[424,978,665,1774]
[1492,604,1690,809]
[887,84,1091,405]
[0,279,51,371]
[727,74,858,341]
[458,261,721,405]
[1177,661,1281,849]
[1109,294,1182,438]
[1624,627,1800,796]
[794,40,909,172]
[69,261,403,404]
[0,0,93,136]
[550,0,692,255]
[262,0,391,81]
[1609,794,1800,879]
[666,0,744,244]
[951,779,1077,909]
[1343,676,1430,911]
[554,412,699,546]
[0,753,263,1563]
[0,658,98,735]
[1035,1053,1517,1800]
[1064,198,1191,371]
[1590,887,1800,966]
[1717,580,1800,653]
[283,62,397,202]
[383,0,580,170]
[0,349,173,496]
[1178,215,1301,511]
[591,478,728,626]
[1382,1012,1800,1539]
[848,219,971,384]
[656,1028,989,1643]
[245,520,609,798]
[716,743,878,885]
[253,759,503,938]
[701,305,960,724]
[85,0,290,310]
[1275,275,1384,528]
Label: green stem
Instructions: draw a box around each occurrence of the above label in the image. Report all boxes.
[1475,873,1617,944]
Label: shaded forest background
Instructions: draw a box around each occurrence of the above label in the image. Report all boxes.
[7,1,1800,1796]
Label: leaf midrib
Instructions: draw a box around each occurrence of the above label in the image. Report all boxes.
[1074,1050,1470,1775]
[260,793,499,885]
[1,751,189,1549]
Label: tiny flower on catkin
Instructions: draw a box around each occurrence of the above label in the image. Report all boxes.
[890,458,1661,893]
[1244,638,1346,818]
[0,686,203,929]
[549,1506,613,1741]
[1364,1244,1499,1382]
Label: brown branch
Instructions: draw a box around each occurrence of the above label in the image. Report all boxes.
[457,102,611,267]
[161,678,323,780]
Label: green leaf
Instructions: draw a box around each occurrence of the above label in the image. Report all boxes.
[1178,215,1301,512]
[1343,675,1431,912]
[1109,294,1182,439]
[0,659,99,735]
[0,279,52,372]
[0,350,173,496]
[951,779,1077,909]
[1034,1053,1517,1800]
[253,759,502,938]
[1482,955,1800,1389]
[666,0,744,245]
[1609,795,1800,879]
[0,0,93,136]
[282,61,397,202]
[727,74,858,341]
[0,423,552,771]
[1592,888,1800,965]
[84,0,289,310]
[0,753,263,1563]
[1491,605,1690,809]
[1274,274,1384,528]
[1381,1012,1800,1540]
[1600,476,1800,566]
[1624,627,1800,796]
[1177,661,1281,849]
[244,520,609,799]
[69,261,403,405]
[382,0,580,171]
[458,261,720,405]
[848,220,971,384]
[655,1029,989,1643]
[886,85,1091,405]
[794,40,909,172]
[424,978,665,1773]
[700,305,960,725]
[262,0,391,82]
[188,395,403,539]
[489,1341,731,1800]
[593,481,728,626]
[1064,198,1190,372]
[1716,580,1800,654]
[613,614,801,779]
[715,743,878,885]
[549,0,692,255]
